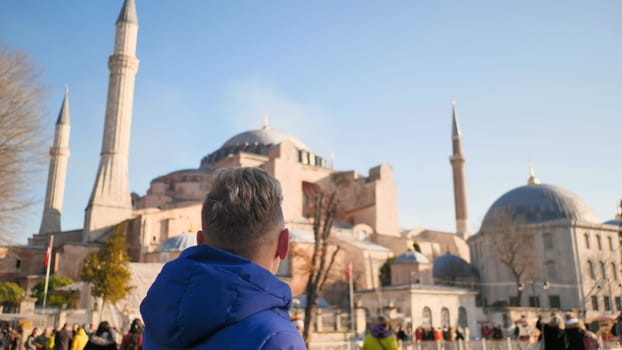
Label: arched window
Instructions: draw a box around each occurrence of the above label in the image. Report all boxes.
[587,260,595,280]
[458,307,468,328]
[609,236,614,251]
[546,260,556,280]
[584,233,590,249]
[601,261,607,279]
[613,263,619,280]
[422,307,432,328]
[596,235,602,250]
[441,307,450,327]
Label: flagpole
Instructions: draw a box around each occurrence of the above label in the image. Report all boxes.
[348,261,355,332]
[42,235,54,309]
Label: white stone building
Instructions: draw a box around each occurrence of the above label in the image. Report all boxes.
[469,171,622,320]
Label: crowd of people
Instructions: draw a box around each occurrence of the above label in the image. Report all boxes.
[535,312,602,350]
[356,311,622,350]
[0,319,144,350]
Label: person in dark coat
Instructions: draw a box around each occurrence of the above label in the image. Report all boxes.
[55,323,73,350]
[542,315,568,350]
[83,322,116,350]
[563,313,585,350]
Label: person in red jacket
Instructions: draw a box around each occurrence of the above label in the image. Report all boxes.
[119,319,143,350]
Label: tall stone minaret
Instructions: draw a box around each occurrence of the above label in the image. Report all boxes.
[84,0,139,241]
[449,98,470,238]
[39,87,71,234]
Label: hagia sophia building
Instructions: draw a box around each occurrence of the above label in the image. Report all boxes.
[1,0,621,334]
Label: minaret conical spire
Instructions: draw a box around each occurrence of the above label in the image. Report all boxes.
[451,97,461,138]
[56,85,70,124]
[117,0,138,24]
[449,98,469,238]
[40,88,71,234]
[85,0,140,240]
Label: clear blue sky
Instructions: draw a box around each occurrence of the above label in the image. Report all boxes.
[1,1,621,243]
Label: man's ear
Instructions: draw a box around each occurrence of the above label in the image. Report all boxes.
[276,228,289,260]
[196,230,204,245]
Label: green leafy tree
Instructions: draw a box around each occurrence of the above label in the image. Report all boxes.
[31,275,73,306]
[379,256,396,287]
[81,224,133,316]
[0,282,25,310]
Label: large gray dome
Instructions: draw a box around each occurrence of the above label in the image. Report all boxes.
[200,127,309,168]
[222,128,308,150]
[480,183,598,230]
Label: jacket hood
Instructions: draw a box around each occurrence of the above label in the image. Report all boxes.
[370,325,393,339]
[88,332,114,346]
[140,244,292,348]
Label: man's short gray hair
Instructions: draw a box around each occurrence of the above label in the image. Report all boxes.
[201,167,283,258]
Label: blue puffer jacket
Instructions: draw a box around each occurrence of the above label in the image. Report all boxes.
[140,244,305,350]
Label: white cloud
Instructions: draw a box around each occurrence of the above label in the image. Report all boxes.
[224,77,334,156]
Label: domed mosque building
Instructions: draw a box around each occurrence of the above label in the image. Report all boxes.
[468,169,622,320]
[9,0,621,335]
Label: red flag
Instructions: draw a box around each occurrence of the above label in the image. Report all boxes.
[43,237,52,268]
[345,261,352,281]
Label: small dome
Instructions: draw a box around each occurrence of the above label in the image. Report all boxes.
[394,249,429,264]
[155,233,196,252]
[432,253,479,284]
[481,183,598,230]
[604,219,622,226]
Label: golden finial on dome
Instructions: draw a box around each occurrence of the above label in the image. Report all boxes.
[527,162,540,185]
[262,113,269,130]
[616,199,622,219]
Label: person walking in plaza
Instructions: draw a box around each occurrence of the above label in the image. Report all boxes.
[34,328,52,350]
[25,328,40,350]
[83,322,116,350]
[542,315,568,350]
[69,325,88,350]
[55,323,73,350]
[119,319,143,350]
[141,167,305,349]
[563,313,585,350]
[360,316,399,350]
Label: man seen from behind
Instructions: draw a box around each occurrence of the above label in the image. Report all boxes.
[140,167,305,349]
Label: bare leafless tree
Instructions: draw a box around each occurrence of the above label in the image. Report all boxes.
[0,46,47,240]
[486,209,536,306]
[302,191,341,348]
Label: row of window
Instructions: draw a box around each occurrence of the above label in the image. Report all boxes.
[586,260,618,280]
[584,233,615,251]
[297,150,327,167]
[591,295,622,312]
[526,295,561,308]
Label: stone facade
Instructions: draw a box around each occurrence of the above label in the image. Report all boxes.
[355,285,484,335]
